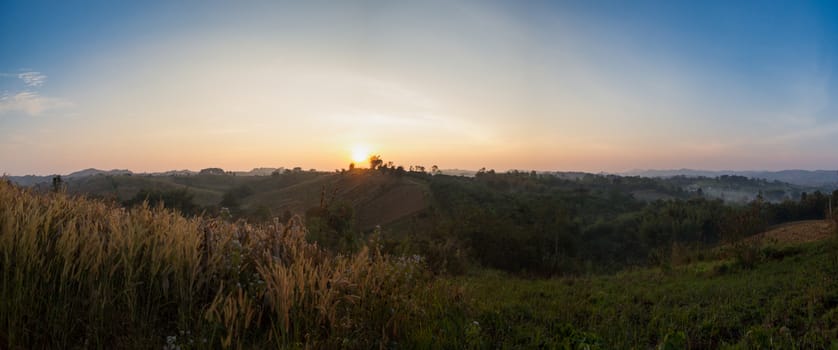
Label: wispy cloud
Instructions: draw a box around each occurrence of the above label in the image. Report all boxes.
[17,71,46,87]
[0,91,71,116]
[0,71,47,87]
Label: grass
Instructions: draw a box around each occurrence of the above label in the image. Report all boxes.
[0,181,462,349]
[456,238,838,349]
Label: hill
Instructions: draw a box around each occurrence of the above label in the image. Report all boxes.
[7,167,837,275]
[43,170,432,231]
[237,171,430,230]
[9,167,825,210]
[459,226,838,348]
[67,168,133,178]
[625,168,838,188]
[746,220,836,245]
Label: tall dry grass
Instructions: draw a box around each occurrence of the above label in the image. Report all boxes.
[0,181,459,349]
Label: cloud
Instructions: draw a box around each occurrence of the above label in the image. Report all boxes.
[0,71,47,87]
[17,71,46,87]
[0,91,71,116]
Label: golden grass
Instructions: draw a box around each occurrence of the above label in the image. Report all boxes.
[0,181,451,349]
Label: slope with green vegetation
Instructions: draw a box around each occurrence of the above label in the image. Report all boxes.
[385,171,837,276]
[55,170,431,230]
[459,227,838,349]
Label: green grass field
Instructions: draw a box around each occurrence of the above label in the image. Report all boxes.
[452,240,838,349]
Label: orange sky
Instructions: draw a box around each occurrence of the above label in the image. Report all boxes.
[2,1,838,175]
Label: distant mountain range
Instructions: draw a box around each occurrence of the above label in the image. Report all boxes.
[67,168,134,178]
[621,169,838,187]
[3,167,289,186]
[5,168,133,186]
[6,167,838,189]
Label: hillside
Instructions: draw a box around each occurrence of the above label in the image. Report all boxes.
[46,171,432,231]
[9,168,827,213]
[239,172,430,229]
[12,170,837,273]
[625,169,838,188]
[746,220,836,245]
[460,228,838,348]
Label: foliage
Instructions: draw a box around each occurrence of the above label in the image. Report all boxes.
[305,199,359,253]
[390,172,837,276]
[123,188,200,216]
[0,182,462,349]
[219,185,254,215]
[57,168,837,278]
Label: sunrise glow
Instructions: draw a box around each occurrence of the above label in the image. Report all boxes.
[2,1,838,175]
[351,145,371,165]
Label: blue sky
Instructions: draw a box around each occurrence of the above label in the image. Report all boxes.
[2,0,838,175]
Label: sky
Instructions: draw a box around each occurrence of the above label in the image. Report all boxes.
[2,0,838,175]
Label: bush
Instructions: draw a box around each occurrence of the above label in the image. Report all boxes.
[731,240,763,269]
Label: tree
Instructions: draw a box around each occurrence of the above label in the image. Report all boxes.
[220,191,240,210]
[124,188,199,216]
[51,175,63,193]
[305,195,358,252]
[199,167,225,175]
[219,185,254,215]
[369,155,383,170]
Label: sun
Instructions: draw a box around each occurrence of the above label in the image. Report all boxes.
[351,145,371,164]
